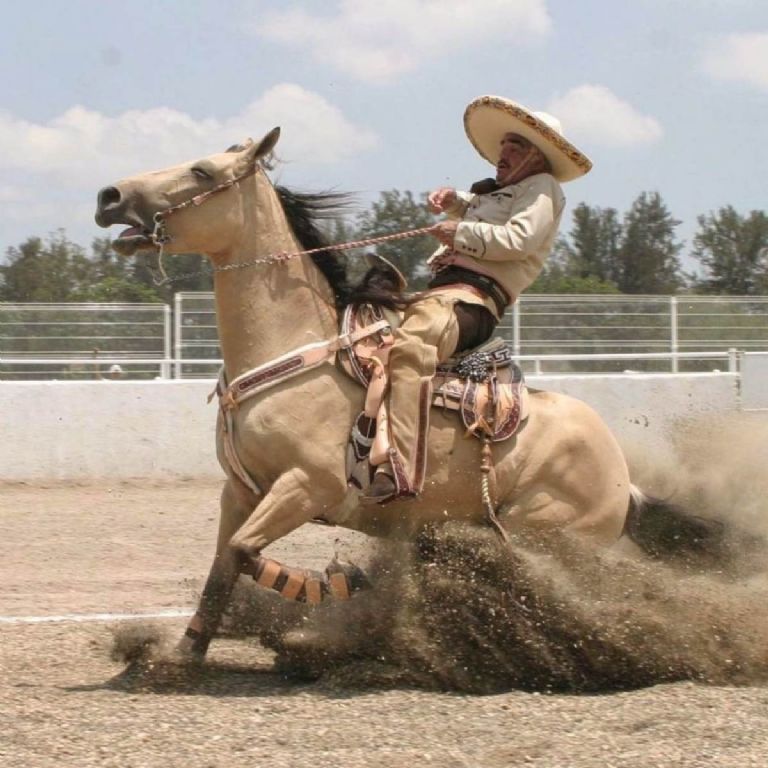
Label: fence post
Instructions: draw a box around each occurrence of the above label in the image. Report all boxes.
[728,347,739,373]
[161,304,172,379]
[669,296,679,373]
[173,292,183,379]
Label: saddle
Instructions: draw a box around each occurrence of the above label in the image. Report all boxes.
[339,302,528,490]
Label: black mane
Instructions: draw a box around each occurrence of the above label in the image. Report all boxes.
[274,185,353,309]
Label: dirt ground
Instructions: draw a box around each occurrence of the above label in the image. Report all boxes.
[1,479,767,768]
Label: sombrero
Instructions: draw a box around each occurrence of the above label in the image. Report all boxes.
[464,95,592,182]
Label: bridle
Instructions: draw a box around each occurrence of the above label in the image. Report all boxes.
[150,163,261,249]
[145,160,433,286]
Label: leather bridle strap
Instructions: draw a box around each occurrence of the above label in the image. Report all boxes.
[151,164,261,246]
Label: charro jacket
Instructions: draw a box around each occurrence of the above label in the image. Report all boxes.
[428,172,565,316]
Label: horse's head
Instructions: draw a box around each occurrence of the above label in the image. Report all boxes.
[94,128,281,256]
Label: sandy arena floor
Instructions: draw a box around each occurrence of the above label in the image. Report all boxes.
[1,479,767,768]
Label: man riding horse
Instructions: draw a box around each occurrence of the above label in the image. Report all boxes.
[364,95,592,503]
[96,95,666,664]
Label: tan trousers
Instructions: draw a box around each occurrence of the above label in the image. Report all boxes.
[386,294,462,496]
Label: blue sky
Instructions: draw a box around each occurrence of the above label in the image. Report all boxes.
[1,0,766,268]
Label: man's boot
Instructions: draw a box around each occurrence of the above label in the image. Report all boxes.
[362,462,396,504]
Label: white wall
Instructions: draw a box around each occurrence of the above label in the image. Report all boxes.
[741,352,768,410]
[532,372,740,447]
[0,374,741,481]
[0,380,220,482]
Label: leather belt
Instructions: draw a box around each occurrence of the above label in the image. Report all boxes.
[428,268,511,317]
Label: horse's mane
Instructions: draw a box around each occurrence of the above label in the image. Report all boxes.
[274,184,413,312]
[274,185,353,310]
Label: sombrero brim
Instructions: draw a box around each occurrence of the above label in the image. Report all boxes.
[464,96,592,182]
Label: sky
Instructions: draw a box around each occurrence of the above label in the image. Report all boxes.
[0,0,766,268]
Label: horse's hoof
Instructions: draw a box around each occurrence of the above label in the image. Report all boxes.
[325,557,371,597]
[273,628,332,679]
[172,636,207,665]
[281,627,327,653]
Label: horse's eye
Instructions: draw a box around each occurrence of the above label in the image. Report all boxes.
[191,167,212,180]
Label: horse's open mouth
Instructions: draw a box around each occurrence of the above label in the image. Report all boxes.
[113,226,156,256]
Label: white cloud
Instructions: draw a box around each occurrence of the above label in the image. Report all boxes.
[702,33,768,91]
[0,84,379,189]
[547,85,663,147]
[229,84,380,164]
[254,0,552,84]
[0,184,31,204]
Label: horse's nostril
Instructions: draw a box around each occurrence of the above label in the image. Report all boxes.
[95,186,125,227]
[97,186,122,210]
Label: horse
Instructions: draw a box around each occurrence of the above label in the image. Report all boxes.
[94,128,714,662]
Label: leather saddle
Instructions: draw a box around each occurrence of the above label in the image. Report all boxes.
[339,302,528,440]
[338,301,528,490]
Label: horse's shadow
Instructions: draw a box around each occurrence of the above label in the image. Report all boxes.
[63,660,434,699]
[65,652,423,700]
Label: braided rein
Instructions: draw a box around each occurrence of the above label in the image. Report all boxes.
[150,224,436,286]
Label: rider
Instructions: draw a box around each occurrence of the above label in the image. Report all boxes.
[363,95,592,503]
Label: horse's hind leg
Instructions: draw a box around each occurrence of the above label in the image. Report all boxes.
[177,479,259,660]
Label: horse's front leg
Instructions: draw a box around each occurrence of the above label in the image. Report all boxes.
[178,468,351,660]
[229,467,365,603]
[176,478,260,660]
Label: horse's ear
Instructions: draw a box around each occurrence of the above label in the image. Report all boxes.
[254,127,281,159]
[236,128,280,172]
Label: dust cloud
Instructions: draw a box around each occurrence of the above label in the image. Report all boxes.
[113,413,768,694]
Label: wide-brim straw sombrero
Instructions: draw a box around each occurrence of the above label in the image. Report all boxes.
[464,95,592,182]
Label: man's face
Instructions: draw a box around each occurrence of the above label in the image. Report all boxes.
[495,133,543,184]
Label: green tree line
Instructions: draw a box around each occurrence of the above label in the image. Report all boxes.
[2,191,767,302]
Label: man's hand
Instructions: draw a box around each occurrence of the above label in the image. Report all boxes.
[427,187,457,214]
[429,220,459,247]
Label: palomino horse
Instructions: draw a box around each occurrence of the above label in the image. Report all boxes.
[95,129,649,660]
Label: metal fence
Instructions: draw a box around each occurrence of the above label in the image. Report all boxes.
[172,292,221,379]
[500,295,768,373]
[0,302,172,380]
[3,294,768,379]
[173,292,768,376]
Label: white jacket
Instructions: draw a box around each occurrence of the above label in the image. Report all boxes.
[430,172,565,306]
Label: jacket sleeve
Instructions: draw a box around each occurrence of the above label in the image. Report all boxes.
[452,177,563,262]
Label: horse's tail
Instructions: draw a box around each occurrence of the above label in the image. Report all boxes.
[623,485,732,568]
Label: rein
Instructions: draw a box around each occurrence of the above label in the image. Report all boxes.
[147,161,434,286]
[151,226,436,286]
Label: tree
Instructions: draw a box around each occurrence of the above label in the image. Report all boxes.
[690,206,768,295]
[0,231,213,303]
[71,238,162,302]
[558,203,623,284]
[355,190,436,289]
[529,265,621,294]
[130,251,212,302]
[0,231,93,302]
[614,192,684,294]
